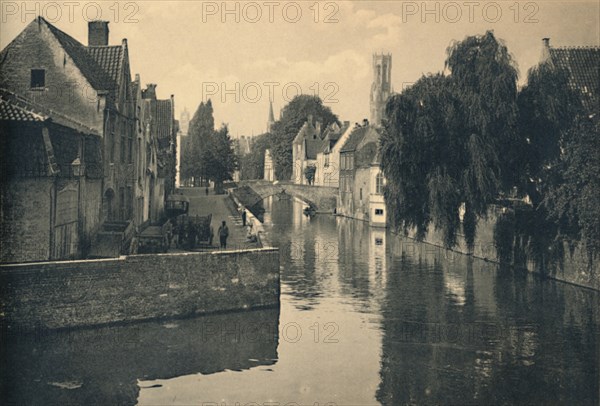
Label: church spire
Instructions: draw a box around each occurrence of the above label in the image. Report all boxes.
[267,100,275,132]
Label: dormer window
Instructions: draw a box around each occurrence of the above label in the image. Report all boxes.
[30,69,46,89]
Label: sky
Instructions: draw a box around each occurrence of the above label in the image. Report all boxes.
[1,1,599,137]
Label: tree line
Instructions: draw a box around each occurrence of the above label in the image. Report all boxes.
[238,94,339,182]
[380,31,599,259]
[180,100,238,192]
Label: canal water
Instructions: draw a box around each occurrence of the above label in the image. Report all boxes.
[2,197,598,405]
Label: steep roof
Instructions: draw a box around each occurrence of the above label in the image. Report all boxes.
[548,46,600,114]
[304,136,324,160]
[86,45,124,92]
[340,125,369,153]
[0,89,101,135]
[153,99,174,140]
[0,97,45,122]
[293,121,315,144]
[355,126,382,166]
[41,18,116,92]
[321,122,350,153]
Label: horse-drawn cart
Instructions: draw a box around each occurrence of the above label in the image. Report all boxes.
[175,213,214,249]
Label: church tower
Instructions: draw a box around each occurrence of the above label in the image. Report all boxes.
[370,53,392,126]
[267,100,275,133]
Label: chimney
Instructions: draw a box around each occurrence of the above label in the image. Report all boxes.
[307,114,313,126]
[88,21,109,46]
[315,121,322,136]
[540,37,551,63]
[542,38,550,48]
[143,84,157,100]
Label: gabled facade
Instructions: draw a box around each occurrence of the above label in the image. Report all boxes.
[0,90,103,262]
[315,121,350,187]
[0,17,137,229]
[141,85,177,222]
[0,17,165,261]
[291,116,323,185]
[338,125,386,227]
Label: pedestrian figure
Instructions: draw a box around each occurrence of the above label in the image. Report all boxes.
[165,219,173,248]
[205,187,209,196]
[218,220,229,249]
[241,209,247,227]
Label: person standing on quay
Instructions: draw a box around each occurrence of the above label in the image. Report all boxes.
[218,220,229,249]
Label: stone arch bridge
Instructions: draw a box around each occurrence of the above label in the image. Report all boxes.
[233,181,338,212]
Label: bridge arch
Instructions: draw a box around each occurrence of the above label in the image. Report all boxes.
[234,181,338,212]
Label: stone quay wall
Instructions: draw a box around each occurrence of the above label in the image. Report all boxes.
[0,248,280,330]
[406,205,599,291]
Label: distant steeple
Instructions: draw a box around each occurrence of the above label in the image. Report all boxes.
[267,101,275,132]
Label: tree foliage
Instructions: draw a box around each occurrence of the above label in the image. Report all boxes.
[517,62,582,203]
[516,61,600,257]
[270,95,339,180]
[544,116,600,256]
[181,99,237,189]
[240,132,271,180]
[381,31,519,248]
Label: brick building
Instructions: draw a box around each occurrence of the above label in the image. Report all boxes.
[141,85,178,221]
[0,90,103,262]
[0,17,175,261]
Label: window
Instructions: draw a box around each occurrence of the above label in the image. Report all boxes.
[324,154,329,168]
[120,119,126,163]
[30,69,45,89]
[359,188,363,201]
[375,209,384,216]
[376,172,384,195]
[128,125,133,163]
[119,187,126,220]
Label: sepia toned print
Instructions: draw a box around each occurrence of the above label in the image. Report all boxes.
[0,1,598,405]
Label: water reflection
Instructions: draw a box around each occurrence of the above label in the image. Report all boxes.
[377,235,599,405]
[1,196,598,405]
[0,308,279,405]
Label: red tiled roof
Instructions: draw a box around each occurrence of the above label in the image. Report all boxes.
[293,121,316,144]
[321,122,350,153]
[86,45,123,90]
[304,136,324,160]
[0,89,100,135]
[549,46,600,114]
[341,126,369,153]
[42,18,116,92]
[153,99,174,140]
[0,97,46,122]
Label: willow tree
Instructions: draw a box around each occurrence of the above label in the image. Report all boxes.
[518,61,596,258]
[381,31,519,249]
[517,62,582,204]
